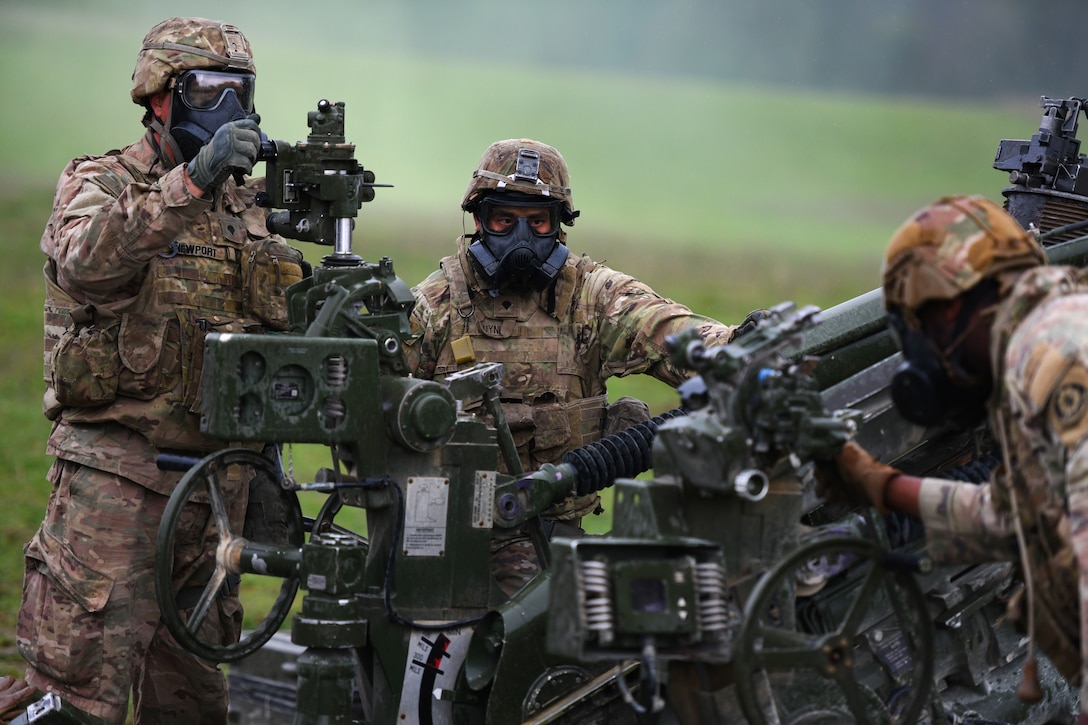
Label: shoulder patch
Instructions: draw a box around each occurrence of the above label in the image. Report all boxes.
[1049,364,1088,448]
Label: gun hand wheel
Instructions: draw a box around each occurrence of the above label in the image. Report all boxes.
[309,488,369,551]
[155,448,304,662]
[734,536,935,725]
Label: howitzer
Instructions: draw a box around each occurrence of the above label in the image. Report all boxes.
[110,96,1088,725]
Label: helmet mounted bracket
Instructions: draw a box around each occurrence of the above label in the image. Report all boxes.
[513,149,541,183]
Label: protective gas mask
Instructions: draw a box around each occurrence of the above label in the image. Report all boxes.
[886,302,992,429]
[468,196,569,296]
[167,69,255,162]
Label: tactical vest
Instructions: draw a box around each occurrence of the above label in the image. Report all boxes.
[990,265,1088,683]
[433,247,607,481]
[43,151,297,453]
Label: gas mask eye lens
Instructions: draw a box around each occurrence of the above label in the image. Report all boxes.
[177,70,255,112]
[483,209,515,234]
[479,201,558,235]
[167,70,257,163]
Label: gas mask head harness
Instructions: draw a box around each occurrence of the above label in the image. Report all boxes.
[164,68,255,163]
[467,147,570,296]
[886,279,998,429]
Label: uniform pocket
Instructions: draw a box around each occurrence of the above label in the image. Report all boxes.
[531,400,572,457]
[117,314,178,400]
[181,315,249,413]
[51,316,121,407]
[17,528,114,685]
[242,237,304,330]
[217,593,244,646]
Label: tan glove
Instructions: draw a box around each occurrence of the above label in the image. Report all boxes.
[815,440,900,514]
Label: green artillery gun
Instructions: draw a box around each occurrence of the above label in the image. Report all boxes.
[26,97,1081,725]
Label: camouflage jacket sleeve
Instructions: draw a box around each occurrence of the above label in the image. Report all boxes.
[581,263,736,388]
[42,145,211,304]
[915,478,1017,565]
[405,266,452,380]
[1063,440,1088,708]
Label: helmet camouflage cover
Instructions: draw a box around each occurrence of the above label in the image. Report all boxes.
[131,16,254,106]
[461,138,578,224]
[882,194,1046,313]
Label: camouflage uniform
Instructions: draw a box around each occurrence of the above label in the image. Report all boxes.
[406,139,735,595]
[916,266,1088,697]
[20,18,302,724]
[881,196,1088,706]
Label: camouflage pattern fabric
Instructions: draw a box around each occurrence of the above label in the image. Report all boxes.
[407,235,735,592]
[130,17,254,105]
[489,535,543,598]
[29,96,291,718]
[602,395,651,437]
[41,130,293,477]
[882,194,1046,314]
[460,138,576,220]
[241,237,305,330]
[18,460,247,724]
[408,236,734,477]
[913,268,1088,701]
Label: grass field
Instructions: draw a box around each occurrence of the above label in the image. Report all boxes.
[0,0,1047,701]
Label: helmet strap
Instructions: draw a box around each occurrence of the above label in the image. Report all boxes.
[147,118,184,170]
[145,85,185,170]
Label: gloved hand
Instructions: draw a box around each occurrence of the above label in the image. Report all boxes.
[814,440,899,513]
[729,308,770,342]
[186,117,262,191]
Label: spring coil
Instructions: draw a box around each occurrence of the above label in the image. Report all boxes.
[565,407,688,496]
[694,561,730,632]
[581,559,614,644]
[325,354,348,387]
[324,396,346,429]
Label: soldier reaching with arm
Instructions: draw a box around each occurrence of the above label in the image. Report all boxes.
[405,138,761,596]
[819,194,1088,720]
[19,17,303,724]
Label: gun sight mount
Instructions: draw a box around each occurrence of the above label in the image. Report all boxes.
[256,100,392,264]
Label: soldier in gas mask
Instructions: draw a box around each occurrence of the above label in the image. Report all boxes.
[819,194,1088,718]
[406,138,756,595]
[21,16,303,724]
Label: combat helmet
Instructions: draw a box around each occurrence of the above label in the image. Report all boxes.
[461,139,579,226]
[881,195,1047,427]
[882,194,1046,314]
[131,17,254,107]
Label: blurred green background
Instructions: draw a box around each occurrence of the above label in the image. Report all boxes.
[0,0,1057,689]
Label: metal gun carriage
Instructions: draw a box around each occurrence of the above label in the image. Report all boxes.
[28,96,1088,725]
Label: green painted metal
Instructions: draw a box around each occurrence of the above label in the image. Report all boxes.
[140,100,1087,725]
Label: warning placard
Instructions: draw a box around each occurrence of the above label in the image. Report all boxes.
[404,476,449,556]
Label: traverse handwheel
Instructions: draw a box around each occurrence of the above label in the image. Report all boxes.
[734,536,935,725]
[155,448,304,662]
